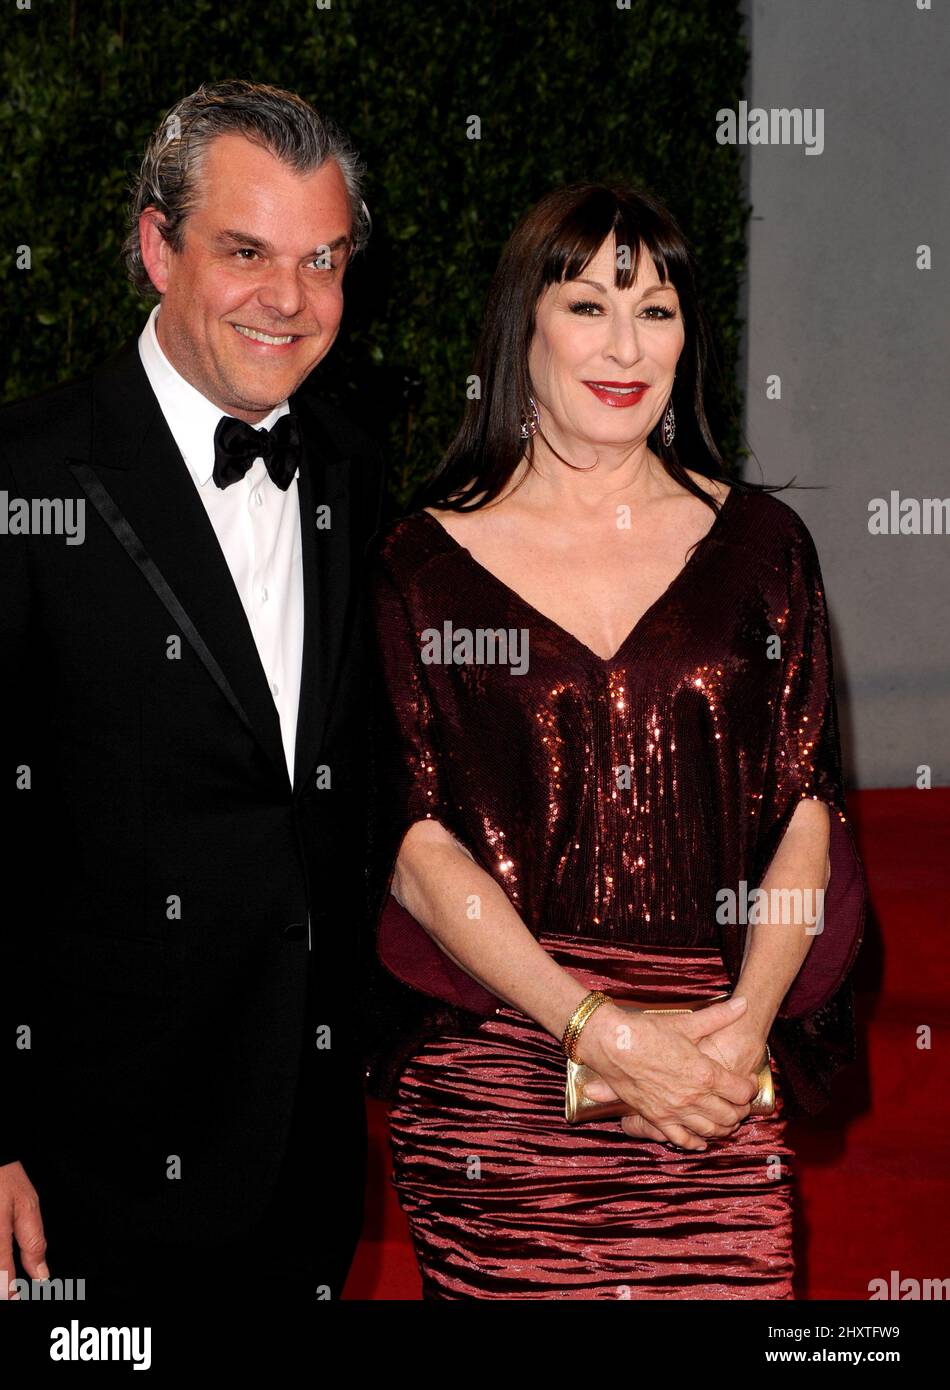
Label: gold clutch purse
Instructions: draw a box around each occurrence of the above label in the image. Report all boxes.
[565,992,775,1124]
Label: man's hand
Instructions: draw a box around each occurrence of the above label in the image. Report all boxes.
[0,1162,48,1300]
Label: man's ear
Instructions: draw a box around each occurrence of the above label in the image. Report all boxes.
[138,207,174,296]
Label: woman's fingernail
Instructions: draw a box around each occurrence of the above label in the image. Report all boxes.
[37,1263,50,1280]
[730,996,747,1010]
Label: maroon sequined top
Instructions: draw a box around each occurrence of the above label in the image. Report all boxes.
[362,484,867,1118]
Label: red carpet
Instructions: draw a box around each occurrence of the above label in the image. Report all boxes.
[344,788,950,1300]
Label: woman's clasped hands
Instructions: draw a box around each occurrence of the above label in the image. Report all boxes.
[576,995,766,1151]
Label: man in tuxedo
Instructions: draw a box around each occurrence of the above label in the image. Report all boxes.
[0,80,384,1306]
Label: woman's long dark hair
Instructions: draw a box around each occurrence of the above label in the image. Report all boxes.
[414,182,795,518]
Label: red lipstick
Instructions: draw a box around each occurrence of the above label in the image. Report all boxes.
[582,380,651,408]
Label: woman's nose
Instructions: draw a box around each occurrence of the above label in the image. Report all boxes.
[604,313,644,366]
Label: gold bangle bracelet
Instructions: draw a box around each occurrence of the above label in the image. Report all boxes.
[561,990,611,1062]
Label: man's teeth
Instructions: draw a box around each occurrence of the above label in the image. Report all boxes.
[234,325,296,345]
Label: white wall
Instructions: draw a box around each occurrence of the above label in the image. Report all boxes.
[739,0,949,787]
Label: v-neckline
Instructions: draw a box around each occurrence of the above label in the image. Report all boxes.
[417,485,738,666]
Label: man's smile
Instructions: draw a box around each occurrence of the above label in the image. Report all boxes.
[231,323,303,348]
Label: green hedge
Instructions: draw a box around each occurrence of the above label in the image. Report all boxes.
[1,0,749,500]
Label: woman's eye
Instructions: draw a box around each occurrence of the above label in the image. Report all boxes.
[567,300,677,319]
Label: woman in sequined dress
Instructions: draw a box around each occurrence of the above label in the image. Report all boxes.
[363,183,866,1300]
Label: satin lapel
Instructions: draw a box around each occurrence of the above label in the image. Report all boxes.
[291,392,355,797]
[75,337,291,790]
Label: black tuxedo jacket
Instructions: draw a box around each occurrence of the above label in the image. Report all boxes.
[0,335,386,1251]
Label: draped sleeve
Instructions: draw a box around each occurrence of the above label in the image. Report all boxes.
[750,513,867,1023]
[730,509,868,1118]
[359,534,502,1099]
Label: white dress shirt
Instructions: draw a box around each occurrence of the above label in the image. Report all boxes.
[137,303,304,785]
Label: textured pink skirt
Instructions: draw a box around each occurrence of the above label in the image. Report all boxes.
[386,933,795,1299]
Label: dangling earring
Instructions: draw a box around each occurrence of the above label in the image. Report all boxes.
[661,372,677,447]
[519,395,541,440]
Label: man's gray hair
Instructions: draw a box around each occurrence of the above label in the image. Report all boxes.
[123,79,371,298]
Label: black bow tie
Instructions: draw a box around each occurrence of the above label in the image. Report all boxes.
[212,412,301,491]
